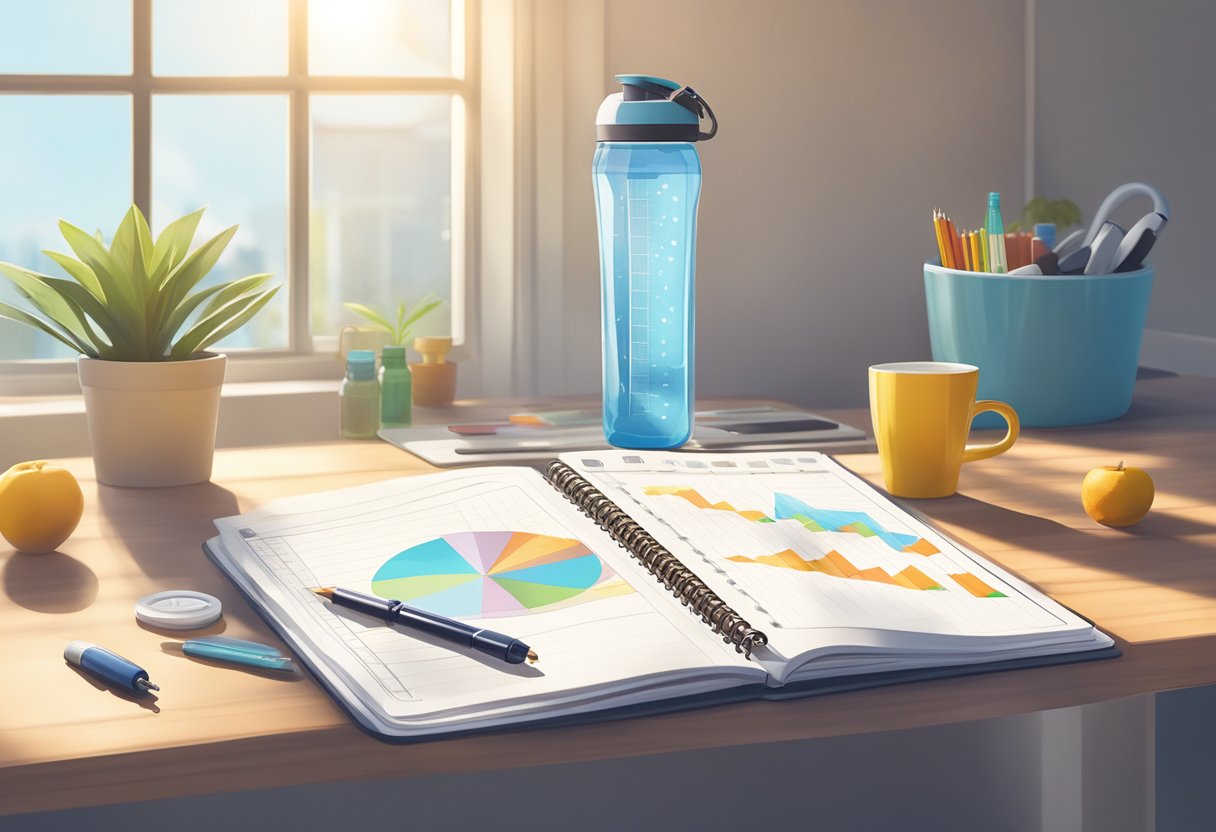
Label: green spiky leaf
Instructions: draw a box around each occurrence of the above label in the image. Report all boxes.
[152,208,204,276]
[0,300,90,354]
[170,286,280,360]
[42,250,104,300]
[58,219,143,330]
[0,205,278,361]
[0,263,101,353]
[343,294,444,347]
[343,302,394,333]
[156,224,238,316]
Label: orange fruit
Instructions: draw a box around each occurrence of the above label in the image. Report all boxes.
[0,461,85,553]
[1082,461,1154,527]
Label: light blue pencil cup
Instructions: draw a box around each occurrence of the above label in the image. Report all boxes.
[923,263,1154,427]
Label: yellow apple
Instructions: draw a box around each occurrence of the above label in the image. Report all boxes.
[1082,461,1154,527]
[0,461,85,553]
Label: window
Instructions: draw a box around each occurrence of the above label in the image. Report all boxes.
[0,0,472,362]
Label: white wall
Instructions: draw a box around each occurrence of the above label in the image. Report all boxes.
[542,0,1027,407]
[1034,0,1216,359]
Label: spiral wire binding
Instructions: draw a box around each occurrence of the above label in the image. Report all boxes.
[545,461,768,657]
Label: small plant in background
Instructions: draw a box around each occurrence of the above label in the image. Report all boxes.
[344,293,444,348]
[0,205,279,361]
[1007,196,1082,233]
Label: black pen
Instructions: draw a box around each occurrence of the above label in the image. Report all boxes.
[311,587,538,665]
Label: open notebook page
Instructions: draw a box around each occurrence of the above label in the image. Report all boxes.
[565,452,1109,682]
[210,467,759,734]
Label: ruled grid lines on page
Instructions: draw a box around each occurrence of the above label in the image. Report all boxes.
[250,535,410,697]
[606,470,1067,637]
[232,474,730,707]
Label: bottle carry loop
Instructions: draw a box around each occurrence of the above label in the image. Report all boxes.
[617,77,718,141]
[671,86,718,141]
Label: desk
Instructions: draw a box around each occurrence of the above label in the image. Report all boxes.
[2,372,1214,816]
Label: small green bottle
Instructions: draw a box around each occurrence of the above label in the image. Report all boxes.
[379,345,413,428]
[340,350,380,439]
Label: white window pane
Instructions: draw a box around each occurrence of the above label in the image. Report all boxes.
[0,96,132,359]
[0,0,132,75]
[309,0,451,77]
[153,0,288,77]
[310,95,453,339]
[152,95,289,351]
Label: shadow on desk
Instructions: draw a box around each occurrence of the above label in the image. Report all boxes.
[66,664,161,713]
[97,482,240,581]
[95,482,278,636]
[2,549,98,613]
[931,494,1216,630]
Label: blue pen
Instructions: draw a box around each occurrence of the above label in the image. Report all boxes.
[312,586,539,665]
[65,641,160,695]
[182,636,295,672]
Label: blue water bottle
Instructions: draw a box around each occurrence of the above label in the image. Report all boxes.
[593,74,717,449]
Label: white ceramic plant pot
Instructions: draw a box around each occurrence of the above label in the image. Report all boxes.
[77,353,227,488]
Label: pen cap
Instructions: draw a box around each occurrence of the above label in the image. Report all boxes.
[597,74,717,142]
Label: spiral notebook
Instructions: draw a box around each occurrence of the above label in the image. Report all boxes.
[204,451,1115,740]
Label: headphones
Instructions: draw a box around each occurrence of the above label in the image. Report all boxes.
[1053,182,1170,274]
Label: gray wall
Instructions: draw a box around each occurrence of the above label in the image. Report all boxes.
[551,0,1027,407]
[1157,685,1216,831]
[1034,0,1216,341]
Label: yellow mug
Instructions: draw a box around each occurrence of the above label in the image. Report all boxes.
[869,362,1019,498]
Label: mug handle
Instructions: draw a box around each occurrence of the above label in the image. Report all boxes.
[962,401,1020,463]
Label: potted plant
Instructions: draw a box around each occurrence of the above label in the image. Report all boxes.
[1006,196,1082,232]
[0,205,279,487]
[343,293,444,349]
[343,294,453,405]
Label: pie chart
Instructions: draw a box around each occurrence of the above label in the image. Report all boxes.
[371,531,615,619]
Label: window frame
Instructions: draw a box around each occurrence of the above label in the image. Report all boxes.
[0,0,478,391]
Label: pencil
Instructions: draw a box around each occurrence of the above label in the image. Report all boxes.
[979,226,990,272]
[933,210,949,267]
[939,212,955,269]
[969,231,981,273]
[948,219,965,272]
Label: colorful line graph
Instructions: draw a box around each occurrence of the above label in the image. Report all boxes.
[644,485,772,521]
[773,493,941,555]
[644,485,1005,598]
[725,549,1005,597]
[371,532,631,619]
[642,486,941,555]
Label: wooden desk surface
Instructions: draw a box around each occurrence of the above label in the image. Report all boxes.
[2,373,1214,815]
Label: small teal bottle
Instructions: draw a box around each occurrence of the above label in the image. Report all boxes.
[593,75,717,449]
[379,345,412,427]
[340,350,379,439]
[985,192,1008,274]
